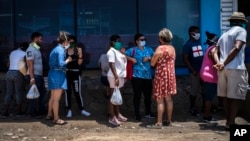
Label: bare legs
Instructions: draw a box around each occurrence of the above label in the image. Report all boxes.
[156,95,173,125]
[222,97,242,126]
[47,89,63,120]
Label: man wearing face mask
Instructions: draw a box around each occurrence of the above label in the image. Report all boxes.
[26,32,47,118]
[125,33,155,121]
[213,12,248,129]
[183,26,204,117]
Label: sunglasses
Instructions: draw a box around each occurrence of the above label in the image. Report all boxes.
[139,38,146,41]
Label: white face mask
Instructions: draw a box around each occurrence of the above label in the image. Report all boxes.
[139,41,146,47]
[191,33,200,40]
[64,44,70,50]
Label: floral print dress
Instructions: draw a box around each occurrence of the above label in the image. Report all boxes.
[153,45,177,100]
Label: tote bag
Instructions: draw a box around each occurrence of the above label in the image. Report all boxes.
[126,48,135,80]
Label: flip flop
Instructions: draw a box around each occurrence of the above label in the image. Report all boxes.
[46,115,53,120]
[53,119,67,125]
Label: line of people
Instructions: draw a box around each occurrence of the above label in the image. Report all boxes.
[1,31,91,125]
[1,11,249,129]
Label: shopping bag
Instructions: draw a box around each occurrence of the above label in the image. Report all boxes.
[26,84,40,99]
[110,87,123,105]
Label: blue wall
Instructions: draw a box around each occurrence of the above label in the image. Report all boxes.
[200,0,221,49]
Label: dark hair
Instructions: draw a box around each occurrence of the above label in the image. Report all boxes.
[109,34,120,42]
[109,34,120,46]
[205,31,219,46]
[188,26,199,33]
[134,33,144,43]
[20,42,29,51]
[69,35,77,43]
[31,32,43,41]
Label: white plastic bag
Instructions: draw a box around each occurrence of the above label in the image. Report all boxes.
[26,84,40,99]
[110,87,123,105]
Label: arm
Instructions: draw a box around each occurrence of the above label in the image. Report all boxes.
[109,62,119,86]
[151,47,161,67]
[77,47,83,65]
[125,48,137,64]
[183,54,196,75]
[215,40,245,70]
[27,60,35,85]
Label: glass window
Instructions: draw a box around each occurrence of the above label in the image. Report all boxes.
[0,0,13,71]
[77,0,136,68]
[15,0,74,43]
[15,0,74,72]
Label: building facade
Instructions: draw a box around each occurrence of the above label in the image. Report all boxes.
[0,0,249,72]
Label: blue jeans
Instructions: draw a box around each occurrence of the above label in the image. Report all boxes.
[25,75,46,116]
[5,70,24,105]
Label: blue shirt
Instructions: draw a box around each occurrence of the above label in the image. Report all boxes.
[183,40,204,72]
[126,46,154,79]
[49,44,67,70]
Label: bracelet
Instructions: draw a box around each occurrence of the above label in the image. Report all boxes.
[30,78,35,82]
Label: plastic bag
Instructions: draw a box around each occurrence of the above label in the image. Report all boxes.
[26,84,40,99]
[110,87,123,105]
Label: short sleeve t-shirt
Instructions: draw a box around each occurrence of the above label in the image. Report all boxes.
[26,43,43,76]
[217,26,247,70]
[9,49,26,70]
[182,40,204,72]
[107,47,127,78]
[125,46,154,79]
[98,54,109,76]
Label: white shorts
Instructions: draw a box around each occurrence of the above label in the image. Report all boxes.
[217,69,248,100]
[107,77,125,88]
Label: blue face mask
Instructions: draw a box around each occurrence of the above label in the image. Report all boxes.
[114,42,122,50]
[241,23,247,29]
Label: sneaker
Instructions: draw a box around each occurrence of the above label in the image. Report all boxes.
[1,113,9,119]
[189,108,200,117]
[203,116,217,123]
[15,112,25,118]
[81,110,91,117]
[117,114,127,122]
[109,116,121,126]
[146,123,163,129]
[145,113,156,119]
[66,110,72,118]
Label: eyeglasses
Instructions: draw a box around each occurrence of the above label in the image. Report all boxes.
[139,39,146,41]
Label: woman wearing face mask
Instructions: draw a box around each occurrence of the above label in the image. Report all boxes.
[125,33,155,121]
[107,34,128,126]
[182,26,204,117]
[47,31,73,125]
[64,35,91,118]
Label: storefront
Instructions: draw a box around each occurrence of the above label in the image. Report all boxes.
[0,0,249,73]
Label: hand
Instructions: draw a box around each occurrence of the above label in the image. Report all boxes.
[213,63,224,71]
[65,56,72,64]
[115,78,119,86]
[30,78,35,85]
[143,57,151,62]
[77,48,82,56]
[192,71,198,76]
[131,58,137,64]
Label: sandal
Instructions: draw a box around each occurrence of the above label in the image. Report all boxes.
[146,123,163,129]
[53,119,67,125]
[46,115,53,120]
